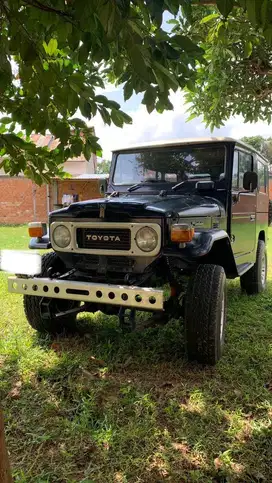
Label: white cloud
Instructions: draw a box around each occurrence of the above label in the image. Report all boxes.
[93,91,272,160]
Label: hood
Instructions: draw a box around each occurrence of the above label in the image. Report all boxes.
[51,194,224,220]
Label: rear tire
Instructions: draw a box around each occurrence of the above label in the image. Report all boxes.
[184,264,227,365]
[23,252,79,333]
[240,240,267,295]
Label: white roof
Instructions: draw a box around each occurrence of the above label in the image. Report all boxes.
[113,137,237,152]
[74,174,109,179]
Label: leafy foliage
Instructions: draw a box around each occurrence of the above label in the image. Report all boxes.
[180,0,272,129]
[96,159,111,174]
[1,0,272,182]
[241,136,272,164]
[0,0,204,183]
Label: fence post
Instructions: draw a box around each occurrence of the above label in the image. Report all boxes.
[0,410,12,483]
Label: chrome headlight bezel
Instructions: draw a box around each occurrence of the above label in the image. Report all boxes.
[135,226,158,253]
[52,224,71,249]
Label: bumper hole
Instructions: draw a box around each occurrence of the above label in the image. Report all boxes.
[22,284,27,290]
[12,282,18,289]
[43,286,49,293]
[108,292,115,300]
[121,293,128,301]
[96,290,102,298]
[54,287,60,294]
[32,285,38,291]
[135,294,142,303]
[66,288,89,296]
[149,296,156,304]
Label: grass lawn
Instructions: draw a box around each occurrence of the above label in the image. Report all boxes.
[0,225,272,483]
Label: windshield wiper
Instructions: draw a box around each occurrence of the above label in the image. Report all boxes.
[127,180,162,192]
[172,178,210,192]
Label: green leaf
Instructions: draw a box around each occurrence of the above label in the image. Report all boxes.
[47,38,58,56]
[107,100,120,110]
[117,110,132,124]
[71,138,83,157]
[79,98,92,118]
[124,81,133,101]
[200,13,220,24]
[0,117,12,124]
[167,19,179,25]
[111,109,124,127]
[78,44,89,64]
[95,95,110,104]
[83,141,92,160]
[142,86,157,113]
[153,61,179,88]
[244,40,252,57]
[70,118,86,129]
[130,45,151,82]
[264,27,272,44]
[171,35,203,54]
[261,0,268,26]
[54,122,70,143]
[186,112,198,122]
[216,0,234,17]
[245,0,257,25]
[99,106,111,125]
[68,90,79,114]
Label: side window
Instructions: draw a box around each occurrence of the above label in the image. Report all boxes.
[232,151,239,189]
[238,152,253,189]
[257,158,267,193]
[232,151,239,188]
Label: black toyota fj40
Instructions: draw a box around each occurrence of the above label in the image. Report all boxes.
[9,137,269,365]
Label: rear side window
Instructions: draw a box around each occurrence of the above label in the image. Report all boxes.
[238,152,253,189]
[257,158,268,193]
[232,151,253,189]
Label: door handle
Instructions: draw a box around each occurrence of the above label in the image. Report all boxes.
[250,215,255,221]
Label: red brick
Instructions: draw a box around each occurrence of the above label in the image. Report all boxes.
[0,178,48,224]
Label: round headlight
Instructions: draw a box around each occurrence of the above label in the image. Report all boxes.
[135,227,158,253]
[52,225,71,248]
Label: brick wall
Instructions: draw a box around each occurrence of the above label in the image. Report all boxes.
[0,177,104,224]
[0,178,48,224]
[54,179,102,207]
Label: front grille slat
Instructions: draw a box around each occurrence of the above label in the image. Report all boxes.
[76,228,131,251]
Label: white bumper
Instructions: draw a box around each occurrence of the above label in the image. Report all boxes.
[8,277,164,311]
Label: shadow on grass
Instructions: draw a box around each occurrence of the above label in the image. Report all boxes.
[1,281,272,481]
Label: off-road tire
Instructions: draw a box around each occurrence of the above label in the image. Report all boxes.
[269,200,272,226]
[184,264,227,365]
[240,240,267,295]
[23,252,79,333]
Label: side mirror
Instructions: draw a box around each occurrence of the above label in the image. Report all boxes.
[196,180,215,191]
[243,171,257,191]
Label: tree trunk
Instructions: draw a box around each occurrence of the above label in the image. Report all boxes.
[0,411,12,483]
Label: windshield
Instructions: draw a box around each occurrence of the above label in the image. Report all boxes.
[113,146,226,186]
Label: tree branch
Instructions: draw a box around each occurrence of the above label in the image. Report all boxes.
[22,0,72,18]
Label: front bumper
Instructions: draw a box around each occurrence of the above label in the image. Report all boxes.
[8,277,164,311]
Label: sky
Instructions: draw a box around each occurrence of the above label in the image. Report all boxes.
[92,11,272,161]
[93,87,272,161]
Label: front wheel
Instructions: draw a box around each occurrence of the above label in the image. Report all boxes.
[184,264,227,365]
[240,240,267,295]
[23,252,79,334]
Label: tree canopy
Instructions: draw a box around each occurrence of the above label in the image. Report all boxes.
[241,136,272,164]
[0,0,272,183]
[96,159,111,174]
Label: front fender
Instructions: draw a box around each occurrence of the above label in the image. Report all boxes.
[165,230,238,278]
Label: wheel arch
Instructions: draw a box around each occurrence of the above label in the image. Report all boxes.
[258,230,265,242]
[198,236,237,278]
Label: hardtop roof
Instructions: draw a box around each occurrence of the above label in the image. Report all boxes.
[112,137,269,163]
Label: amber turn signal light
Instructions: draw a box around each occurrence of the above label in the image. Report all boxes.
[28,222,47,238]
[171,224,195,243]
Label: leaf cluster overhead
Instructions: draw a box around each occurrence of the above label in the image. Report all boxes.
[0,0,271,182]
